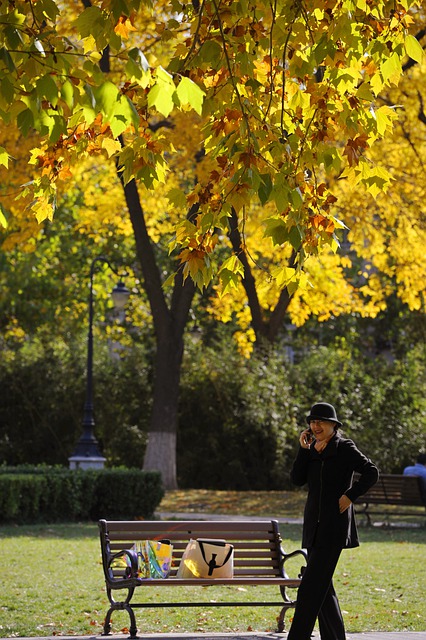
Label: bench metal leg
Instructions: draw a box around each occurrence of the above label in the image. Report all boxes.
[103,586,138,638]
[102,607,113,636]
[127,606,138,639]
[278,583,298,633]
[102,603,138,638]
[277,603,294,633]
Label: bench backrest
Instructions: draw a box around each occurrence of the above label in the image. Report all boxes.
[99,519,285,579]
[359,474,425,506]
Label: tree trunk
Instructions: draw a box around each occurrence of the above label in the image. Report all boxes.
[142,326,183,489]
[118,173,195,489]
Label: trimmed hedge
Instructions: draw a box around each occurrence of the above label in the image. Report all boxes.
[0,466,164,524]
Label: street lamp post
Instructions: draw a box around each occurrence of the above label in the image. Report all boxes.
[69,257,130,470]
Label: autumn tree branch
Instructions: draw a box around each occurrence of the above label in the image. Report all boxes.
[228,206,267,341]
[417,90,426,126]
[228,206,295,343]
[268,249,296,338]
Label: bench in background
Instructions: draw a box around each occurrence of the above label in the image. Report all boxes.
[98,519,307,638]
[355,474,426,526]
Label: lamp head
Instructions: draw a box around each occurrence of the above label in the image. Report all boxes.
[111,281,130,310]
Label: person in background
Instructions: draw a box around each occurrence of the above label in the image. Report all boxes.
[287,401,379,640]
[403,452,426,502]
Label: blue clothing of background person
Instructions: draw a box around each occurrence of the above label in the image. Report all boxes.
[403,452,426,502]
[403,452,426,481]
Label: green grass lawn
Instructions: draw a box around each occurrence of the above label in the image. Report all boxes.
[0,491,425,637]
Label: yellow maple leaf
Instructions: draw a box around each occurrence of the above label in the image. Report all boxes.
[33,195,54,223]
[101,137,122,157]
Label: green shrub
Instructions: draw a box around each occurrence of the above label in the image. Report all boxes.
[0,340,151,468]
[177,338,426,489]
[0,474,44,520]
[87,468,165,520]
[290,342,426,473]
[0,467,164,524]
[178,342,299,490]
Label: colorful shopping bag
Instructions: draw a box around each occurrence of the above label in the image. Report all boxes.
[132,539,173,579]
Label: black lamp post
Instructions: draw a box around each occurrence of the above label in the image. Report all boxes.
[69,257,130,470]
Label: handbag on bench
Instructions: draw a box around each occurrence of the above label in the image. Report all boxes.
[176,538,234,578]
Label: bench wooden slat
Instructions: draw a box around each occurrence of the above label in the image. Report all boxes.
[123,576,302,586]
[109,554,283,572]
[108,531,277,542]
[105,520,276,533]
[164,547,280,554]
[109,541,279,551]
[110,546,282,561]
[108,540,280,553]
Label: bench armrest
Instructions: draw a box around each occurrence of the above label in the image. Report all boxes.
[280,548,308,579]
[106,548,139,585]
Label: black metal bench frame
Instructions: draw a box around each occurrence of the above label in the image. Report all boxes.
[355,474,426,526]
[98,519,307,638]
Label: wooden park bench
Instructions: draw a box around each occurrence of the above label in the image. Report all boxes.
[98,519,307,638]
[355,474,426,526]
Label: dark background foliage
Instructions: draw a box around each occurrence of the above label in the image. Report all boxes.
[1,323,424,490]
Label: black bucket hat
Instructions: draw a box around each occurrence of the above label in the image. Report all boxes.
[306,402,342,427]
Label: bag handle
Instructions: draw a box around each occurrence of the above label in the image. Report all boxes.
[197,540,234,576]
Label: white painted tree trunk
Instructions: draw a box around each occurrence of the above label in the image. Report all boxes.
[143,430,177,490]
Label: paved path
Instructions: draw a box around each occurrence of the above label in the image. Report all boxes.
[104,633,426,639]
[122,633,426,639]
[5,633,426,639]
[154,512,422,528]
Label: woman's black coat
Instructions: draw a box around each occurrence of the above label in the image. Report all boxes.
[291,433,379,549]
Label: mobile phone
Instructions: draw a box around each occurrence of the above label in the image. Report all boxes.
[305,428,314,444]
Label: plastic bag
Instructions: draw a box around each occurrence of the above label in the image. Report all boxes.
[133,539,173,579]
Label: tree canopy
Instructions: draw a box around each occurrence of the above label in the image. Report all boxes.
[1,0,426,488]
[1,0,424,295]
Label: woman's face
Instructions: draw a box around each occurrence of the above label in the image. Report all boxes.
[309,419,336,442]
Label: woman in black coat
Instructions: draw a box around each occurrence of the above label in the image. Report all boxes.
[287,402,379,640]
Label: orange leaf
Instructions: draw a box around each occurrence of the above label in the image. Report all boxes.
[58,166,73,180]
[114,16,137,39]
[310,214,326,229]
[343,143,359,167]
[187,192,199,206]
[239,151,256,167]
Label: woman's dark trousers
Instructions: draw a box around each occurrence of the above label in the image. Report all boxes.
[286,544,346,640]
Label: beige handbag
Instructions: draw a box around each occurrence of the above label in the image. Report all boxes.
[176,538,234,578]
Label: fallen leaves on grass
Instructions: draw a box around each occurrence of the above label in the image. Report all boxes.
[158,489,306,517]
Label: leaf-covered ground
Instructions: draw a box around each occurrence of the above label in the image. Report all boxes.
[158,489,307,517]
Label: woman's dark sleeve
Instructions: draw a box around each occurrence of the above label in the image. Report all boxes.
[290,446,310,486]
[343,439,379,502]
